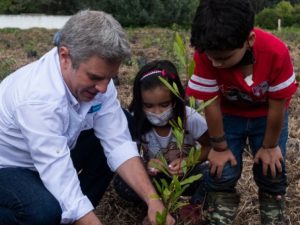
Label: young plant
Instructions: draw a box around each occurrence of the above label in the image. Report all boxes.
[146,33,217,225]
[173,32,195,84]
[148,77,216,225]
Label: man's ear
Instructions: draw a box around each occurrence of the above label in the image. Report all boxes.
[58,46,71,70]
[247,31,256,48]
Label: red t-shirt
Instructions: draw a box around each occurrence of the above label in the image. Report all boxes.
[186,28,298,117]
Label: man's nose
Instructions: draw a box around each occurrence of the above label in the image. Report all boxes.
[95,81,109,93]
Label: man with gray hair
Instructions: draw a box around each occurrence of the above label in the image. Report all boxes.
[0,10,175,225]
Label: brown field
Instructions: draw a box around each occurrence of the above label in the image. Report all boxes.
[0,27,299,225]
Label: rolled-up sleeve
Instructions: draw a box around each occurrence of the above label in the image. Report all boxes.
[14,102,93,224]
[94,81,140,171]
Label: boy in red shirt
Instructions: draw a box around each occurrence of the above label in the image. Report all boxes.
[186,0,298,224]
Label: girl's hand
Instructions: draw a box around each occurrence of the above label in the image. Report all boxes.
[168,158,186,176]
[147,159,162,176]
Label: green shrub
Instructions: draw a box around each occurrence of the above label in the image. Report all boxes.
[255,8,279,29]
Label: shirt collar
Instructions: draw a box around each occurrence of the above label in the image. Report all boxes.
[53,47,80,110]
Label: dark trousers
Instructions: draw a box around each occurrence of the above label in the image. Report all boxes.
[0,129,113,225]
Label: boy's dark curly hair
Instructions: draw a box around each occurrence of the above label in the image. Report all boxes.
[191,0,254,52]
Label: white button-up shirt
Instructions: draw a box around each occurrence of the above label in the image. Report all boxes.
[0,48,139,223]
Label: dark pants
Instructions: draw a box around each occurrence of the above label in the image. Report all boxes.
[207,113,288,195]
[0,129,113,225]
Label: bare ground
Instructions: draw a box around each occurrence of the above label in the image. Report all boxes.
[0,28,299,225]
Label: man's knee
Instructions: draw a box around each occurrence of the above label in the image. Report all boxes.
[0,198,61,225]
[22,197,62,225]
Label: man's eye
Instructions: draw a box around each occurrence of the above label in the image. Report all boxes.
[90,76,102,81]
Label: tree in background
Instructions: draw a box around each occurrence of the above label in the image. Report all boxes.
[255,1,300,29]
[1,0,300,28]
[0,0,199,28]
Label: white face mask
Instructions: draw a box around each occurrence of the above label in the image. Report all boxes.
[145,107,173,127]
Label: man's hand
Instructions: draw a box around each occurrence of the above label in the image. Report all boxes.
[74,211,103,225]
[146,198,175,225]
[254,146,283,177]
[208,148,237,178]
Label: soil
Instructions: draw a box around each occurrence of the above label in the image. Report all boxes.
[0,28,299,225]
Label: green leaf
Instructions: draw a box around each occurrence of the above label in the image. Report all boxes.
[154,180,163,195]
[188,60,195,79]
[180,174,202,186]
[175,32,186,56]
[173,32,187,67]
[173,201,189,211]
[156,209,167,225]
[163,187,171,200]
[174,42,186,68]
[172,82,179,95]
[181,159,187,175]
[149,159,170,177]
[196,95,218,112]
[158,76,183,101]
[177,117,183,130]
[189,96,196,109]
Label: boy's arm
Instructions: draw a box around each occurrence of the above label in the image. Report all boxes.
[196,130,211,162]
[116,156,175,225]
[254,98,286,178]
[204,98,237,178]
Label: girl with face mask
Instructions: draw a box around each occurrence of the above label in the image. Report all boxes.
[113,60,211,215]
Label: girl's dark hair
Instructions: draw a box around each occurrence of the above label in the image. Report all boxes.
[129,60,185,143]
[191,0,254,52]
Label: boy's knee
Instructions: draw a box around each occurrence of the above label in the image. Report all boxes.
[253,163,287,195]
[207,163,241,192]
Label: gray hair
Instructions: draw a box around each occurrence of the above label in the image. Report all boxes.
[58,10,131,68]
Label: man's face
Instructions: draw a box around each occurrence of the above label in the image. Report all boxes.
[59,47,120,101]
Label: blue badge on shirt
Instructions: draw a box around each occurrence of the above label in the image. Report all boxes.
[88,104,102,113]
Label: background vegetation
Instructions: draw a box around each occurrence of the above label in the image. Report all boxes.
[1,0,300,28]
[0,0,300,224]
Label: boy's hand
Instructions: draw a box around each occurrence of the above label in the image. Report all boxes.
[208,148,237,178]
[254,146,283,178]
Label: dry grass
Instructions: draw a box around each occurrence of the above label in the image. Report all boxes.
[0,27,299,225]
